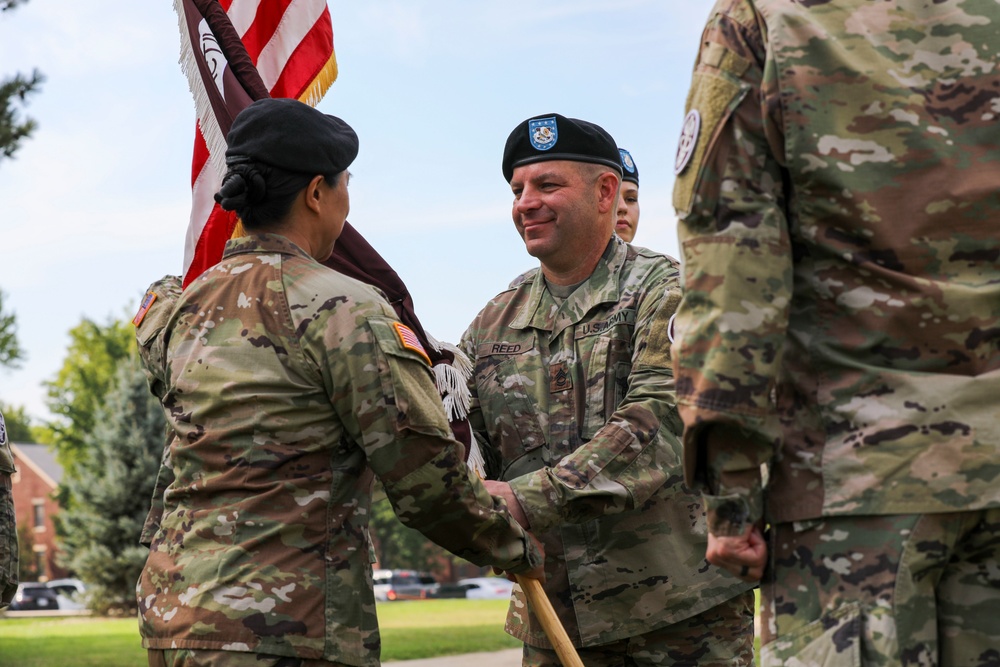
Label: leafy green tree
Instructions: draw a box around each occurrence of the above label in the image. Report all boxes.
[0,288,24,369]
[16,523,38,581]
[0,401,33,442]
[42,315,134,473]
[369,496,439,572]
[56,358,164,614]
[0,0,44,164]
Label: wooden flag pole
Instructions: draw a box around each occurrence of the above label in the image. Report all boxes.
[515,575,584,667]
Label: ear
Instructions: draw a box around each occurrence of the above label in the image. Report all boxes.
[595,172,620,214]
[303,174,326,215]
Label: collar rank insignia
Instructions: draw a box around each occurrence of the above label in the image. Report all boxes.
[674,109,701,175]
[394,322,432,366]
[529,116,558,151]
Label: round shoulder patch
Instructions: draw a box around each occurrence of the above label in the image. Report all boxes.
[674,109,701,175]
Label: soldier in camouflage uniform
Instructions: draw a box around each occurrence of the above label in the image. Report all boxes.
[135,98,541,667]
[0,408,17,608]
[672,1,1000,665]
[461,113,753,667]
[134,274,182,547]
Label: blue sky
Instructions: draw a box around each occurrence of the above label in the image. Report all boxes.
[0,1,712,421]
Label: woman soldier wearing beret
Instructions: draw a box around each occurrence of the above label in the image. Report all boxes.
[136,98,541,667]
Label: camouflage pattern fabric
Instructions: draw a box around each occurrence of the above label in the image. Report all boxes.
[760,512,1000,666]
[137,234,541,667]
[0,409,16,606]
[460,237,752,651]
[149,648,350,666]
[522,589,755,667]
[672,0,1000,535]
[134,275,183,547]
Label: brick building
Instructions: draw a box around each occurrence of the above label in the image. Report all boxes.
[10,443,69,581]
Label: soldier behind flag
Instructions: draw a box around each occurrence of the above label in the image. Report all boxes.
[135,98,542,667]
[614,148,639,243]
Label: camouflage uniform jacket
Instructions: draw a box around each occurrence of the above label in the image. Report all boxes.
[137,234,540,667]
[0,410,16,606]
[461,237,750,648]
[672,0,1000,535]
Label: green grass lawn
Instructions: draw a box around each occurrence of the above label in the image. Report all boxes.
[0,595,762,666]
[0,599,516,667]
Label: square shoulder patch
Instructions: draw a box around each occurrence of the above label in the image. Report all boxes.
[393,322,432,366]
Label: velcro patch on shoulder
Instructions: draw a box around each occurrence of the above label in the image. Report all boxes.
[393,322,432,366]
[672,71,749,217]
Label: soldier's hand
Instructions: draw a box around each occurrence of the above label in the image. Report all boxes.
[495,531,545,583]
[706,524,766,582]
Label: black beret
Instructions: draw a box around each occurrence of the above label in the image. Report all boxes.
[502,113,622,182]
[225,98,358,175]
[619,148,639,185]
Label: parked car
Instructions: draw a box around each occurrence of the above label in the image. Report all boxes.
[458,577,516,600]
[8,583,60,611]
[372,569,438,601]
[47,578,88,611]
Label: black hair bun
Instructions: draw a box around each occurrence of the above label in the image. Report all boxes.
[215,163,269,210]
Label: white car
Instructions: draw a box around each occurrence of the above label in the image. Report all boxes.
[458,577,516,600]
[46,578,88,611]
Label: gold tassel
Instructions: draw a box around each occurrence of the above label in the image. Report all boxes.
[299,54,339,108]
[231,218,246,239]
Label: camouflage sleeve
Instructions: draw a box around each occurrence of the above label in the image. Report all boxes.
[314,305,540,574]
[507,280,685,533]
[133,276,182,547]
[670,0,786,535]
[0,411,17,606]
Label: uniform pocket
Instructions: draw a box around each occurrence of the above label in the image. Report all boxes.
[760,601,862,667]
[493,357,547,457]
[580,326,633,440]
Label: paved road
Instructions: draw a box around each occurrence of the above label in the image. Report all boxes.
[386,648,521,666]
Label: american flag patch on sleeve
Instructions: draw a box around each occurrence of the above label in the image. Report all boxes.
[393,322,432,366]
[132,291,158,327]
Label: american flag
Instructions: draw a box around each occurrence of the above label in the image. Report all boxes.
[174,0,338,287]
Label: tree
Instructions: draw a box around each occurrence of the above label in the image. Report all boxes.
[56,357,164,614]
[369,496,440,572]
[0,288,24,369]
[42,315,134,473]
[0,0,44,164]
[0,401,33,442]
[16,523,38,581]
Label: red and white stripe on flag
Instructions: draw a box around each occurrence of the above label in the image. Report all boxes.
[176,0,338,287]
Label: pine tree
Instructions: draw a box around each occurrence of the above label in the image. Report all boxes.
[0,0,44,165]
[57,357,165,614]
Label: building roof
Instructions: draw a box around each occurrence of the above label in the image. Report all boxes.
[11,443,63,488]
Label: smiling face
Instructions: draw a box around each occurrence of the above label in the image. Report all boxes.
[509,160,619,284]
[615,180,639,242]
